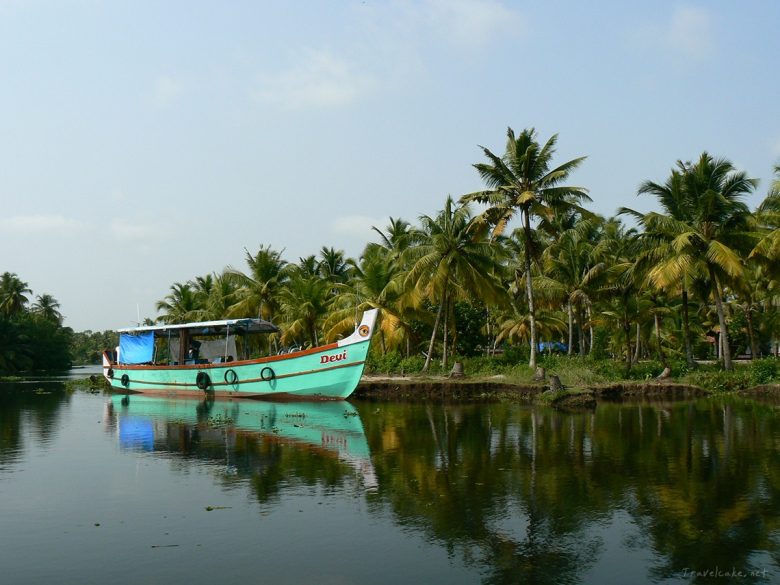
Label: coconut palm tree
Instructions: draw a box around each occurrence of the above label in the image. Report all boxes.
[318,246,351,284]
[155,282,199,323]
[538,217,606,356]
[324,244,413,354]
[276,269,331,348]
[622,168,701,367]
[751,162,780,260]
[31,294,63,324]
[404,197,506,371]
[461,127,589,368]
[0,272,32,318]
[623,153,757,370]
[226,245,289,321]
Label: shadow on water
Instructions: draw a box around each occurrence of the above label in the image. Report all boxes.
[0,380,71,470]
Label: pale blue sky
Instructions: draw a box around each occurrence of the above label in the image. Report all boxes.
[1,0,778,331]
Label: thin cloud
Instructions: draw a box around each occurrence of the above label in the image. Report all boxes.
[149,75,184,108]
[422,0,522,47]
[0,215,83,233]
[110,221,166,241]
[331,215,387,239]
[252,50,376,110]
[666,5,714,59]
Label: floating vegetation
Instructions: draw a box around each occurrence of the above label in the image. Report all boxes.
[207,414,234,428]
[343,410,359,418]
[205,506,232,511]
[285,412,306,419]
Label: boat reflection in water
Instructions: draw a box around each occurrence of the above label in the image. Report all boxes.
[107,395,377,490]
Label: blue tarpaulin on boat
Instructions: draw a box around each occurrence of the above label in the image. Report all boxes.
[119,332,154,364]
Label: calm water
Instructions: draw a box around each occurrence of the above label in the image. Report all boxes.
[1,379,779,584]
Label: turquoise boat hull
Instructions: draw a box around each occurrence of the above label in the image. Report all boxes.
[104,309,378,400]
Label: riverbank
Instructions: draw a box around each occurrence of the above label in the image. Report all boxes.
[355,375,710,403]
[355,373,780,408]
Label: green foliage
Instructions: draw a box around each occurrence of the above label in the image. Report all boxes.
[0,314,72,373]
[70,330,118,365]
[365,351,403,374]
[454,302,488,357]
[747,358,780,385]
[684,368,752,393]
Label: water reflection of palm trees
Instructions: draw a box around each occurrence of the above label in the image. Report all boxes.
[356,399,780,584]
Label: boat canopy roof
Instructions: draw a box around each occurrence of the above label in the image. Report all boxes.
[117,318,279,337]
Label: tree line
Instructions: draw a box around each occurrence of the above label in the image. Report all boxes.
[0,272,72,372]
[152,127,780,374]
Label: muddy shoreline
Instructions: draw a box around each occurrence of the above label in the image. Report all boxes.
[354,377,778,404]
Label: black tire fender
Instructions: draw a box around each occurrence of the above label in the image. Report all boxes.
[196,371,211,391]
[120,374,129,387]
[224,369,238,385]
[260,367,275,381]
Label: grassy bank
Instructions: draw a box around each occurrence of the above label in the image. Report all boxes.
[364,353,780,393]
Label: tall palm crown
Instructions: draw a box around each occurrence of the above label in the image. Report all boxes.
[226,245,289,321]
[623,153,757,370]
[155,282,199,323]
[461,127,588,368]
[461,127,590,238]
[0,272,32,318]
[404,197,506,370]
[31,294,63,324]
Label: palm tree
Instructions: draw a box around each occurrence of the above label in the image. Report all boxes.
[538,217,605,356]
[324,244,413,354]
[318,246,351,284]
[195,273,237,321]
[461,127,589,368]
[0,272,32,318]
[623,154,757,370]
[155,282,199,323]
[276,269,331,347]
[226,245,289,321]
[751,162,780,260]
[31,294,63,324]
[592,218,643,371]
[618,167,696,367]
[404,197,506,371]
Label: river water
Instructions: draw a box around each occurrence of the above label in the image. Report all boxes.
[0,377,778,584]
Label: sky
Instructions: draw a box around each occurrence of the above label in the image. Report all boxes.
[1,0,779,331]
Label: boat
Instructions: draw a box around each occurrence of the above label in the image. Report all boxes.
[102,308,378,400]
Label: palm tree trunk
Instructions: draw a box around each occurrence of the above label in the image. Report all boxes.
[709,268,733,371]
[423,301,444,372]
[654,312,667,367]
[577,306,586,357]
[587,303,594,355]
[522,212,537,369]
[682,287,695,368]
[567,301,574,356]
[745,306,759,359]
[632,322,641,365]
[624,322,632,372]
[441,292,449,369]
